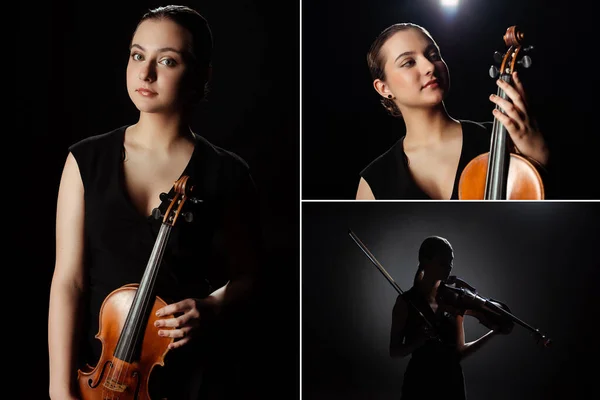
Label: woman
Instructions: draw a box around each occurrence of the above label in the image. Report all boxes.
[48,5,261,399]
[356,23,549,200]
[390,236,508,399]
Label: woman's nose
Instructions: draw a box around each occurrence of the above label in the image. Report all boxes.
[139,62,156,82]
[420,57,435,76]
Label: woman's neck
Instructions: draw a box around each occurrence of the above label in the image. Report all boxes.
[128,112,192,151]
[402,105,458,149]
[418,278,441,303]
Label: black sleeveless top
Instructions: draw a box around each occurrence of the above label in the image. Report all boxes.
[398,288,466,400]
[69,125,258,397]
[360,120,492,200]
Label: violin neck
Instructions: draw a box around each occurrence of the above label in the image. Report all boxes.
[484,73,514,200]
[113,223,172,362]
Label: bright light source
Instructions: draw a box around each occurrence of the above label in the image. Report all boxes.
[441,0,459,6]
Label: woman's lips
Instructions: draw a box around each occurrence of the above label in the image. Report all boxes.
[136,88,157,96]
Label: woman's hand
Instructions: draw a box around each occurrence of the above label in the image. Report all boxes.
[154,298,216,349]
[490,71,549,167]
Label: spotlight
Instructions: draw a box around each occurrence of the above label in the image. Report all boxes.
[441,0,459,6]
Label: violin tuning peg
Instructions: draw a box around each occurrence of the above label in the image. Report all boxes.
[518,55,532,68]
[159,192,171,202]
[523,45,534,52]
[493,51,503,63]
[489,65,499,78]
[182,211,194,223]
[151,208,163,220]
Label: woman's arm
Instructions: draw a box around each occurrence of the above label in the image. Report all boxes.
[356,177,376,200]
[209,171,262,314]
[48,153,87,399]
[455,314,498,360]
[390,295,431,358]
[154,169,262,348]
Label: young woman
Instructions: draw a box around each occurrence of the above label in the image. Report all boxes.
[48,5,262,399]
[390,236,510,399]
[356,23,549,200]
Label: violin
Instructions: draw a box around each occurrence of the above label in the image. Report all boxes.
[458,26,545,200]
[437,276,551,347]
[78,175,201,399]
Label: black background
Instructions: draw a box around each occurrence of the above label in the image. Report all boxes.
[302,201,600,399]
[17,0,299,398]
[301,0,598,200]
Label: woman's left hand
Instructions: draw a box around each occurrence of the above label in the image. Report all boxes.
[490,71,549,167]
[154,298,214,349]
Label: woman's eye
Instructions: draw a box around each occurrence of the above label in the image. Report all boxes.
[131,53,143,61]
[401,60,415,67]
[159,58,176,67]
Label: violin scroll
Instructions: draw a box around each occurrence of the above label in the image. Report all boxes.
[489,25,534,79]
[151,176,203,225]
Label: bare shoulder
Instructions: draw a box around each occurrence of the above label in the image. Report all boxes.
[356,177,375,200]
[60,152,83,185]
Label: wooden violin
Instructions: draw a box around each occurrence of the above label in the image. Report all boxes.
[458,25,545,200]
[78,175,200,399]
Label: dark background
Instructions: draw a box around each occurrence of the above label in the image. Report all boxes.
[302,201,600,399]
[17,0,298,398]
[301,0,598,200]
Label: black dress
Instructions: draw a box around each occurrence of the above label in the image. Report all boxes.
[360,120,492,199]
[398,288,466,400]
[69,125,261,399]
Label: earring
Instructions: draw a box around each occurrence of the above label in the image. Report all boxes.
[387,95,393,99]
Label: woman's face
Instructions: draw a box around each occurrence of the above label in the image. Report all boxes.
[126,18,193,114]
[377,28,449,111]
[429,253,454,281]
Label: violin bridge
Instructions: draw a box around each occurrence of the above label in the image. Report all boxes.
[103,378,127,392]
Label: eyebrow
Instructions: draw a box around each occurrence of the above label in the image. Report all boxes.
[394,51,415,63]
[130,43,184,55]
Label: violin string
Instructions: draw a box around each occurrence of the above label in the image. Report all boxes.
[487,81,506,199]
[106,223,171,398]
[112,356,120,399]
[126,225,171,364]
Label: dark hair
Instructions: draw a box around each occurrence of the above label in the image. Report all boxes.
[413,236,453,285]
[366,23,439,118]
[135,4,213,102]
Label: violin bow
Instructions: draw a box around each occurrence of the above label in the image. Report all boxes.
[348,229,440,340]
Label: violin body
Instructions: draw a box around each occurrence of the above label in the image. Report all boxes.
[78,284,174,399]
[459,152,544,200]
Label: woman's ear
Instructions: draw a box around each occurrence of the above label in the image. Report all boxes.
[185,66,212,103]
[416,268,425,282]
[373,79,394,99]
